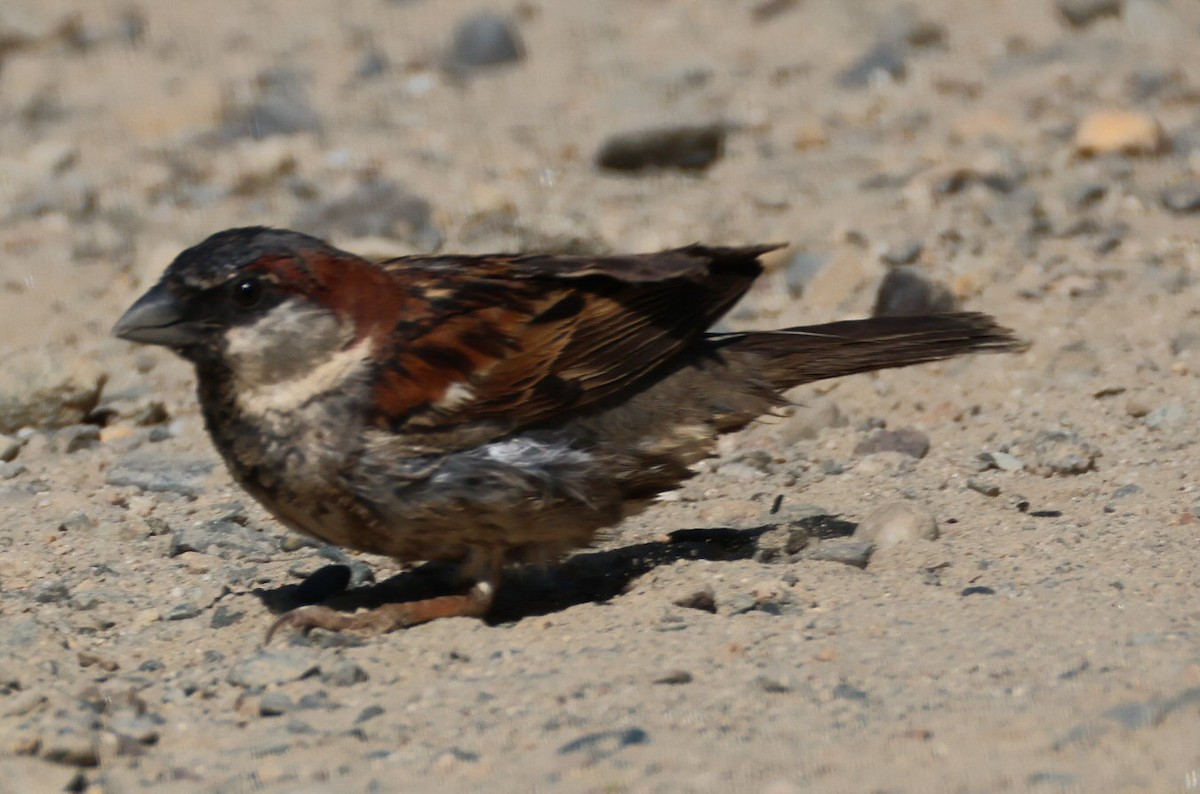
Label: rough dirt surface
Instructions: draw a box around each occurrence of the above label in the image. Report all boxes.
[1,1,1199,792]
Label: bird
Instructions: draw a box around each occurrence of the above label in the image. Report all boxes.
[113,227,1025,637]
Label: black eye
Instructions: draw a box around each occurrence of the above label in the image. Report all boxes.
[231,277,263,309]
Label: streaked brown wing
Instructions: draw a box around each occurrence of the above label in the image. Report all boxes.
[365,245,778,444]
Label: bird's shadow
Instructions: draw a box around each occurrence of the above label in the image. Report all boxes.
[253,513,857,625]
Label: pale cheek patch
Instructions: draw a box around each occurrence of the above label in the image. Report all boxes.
[224,305,373,416]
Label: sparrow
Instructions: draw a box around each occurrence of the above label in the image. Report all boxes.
[113,227,1025,637]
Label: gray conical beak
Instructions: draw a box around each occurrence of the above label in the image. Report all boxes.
[113,282,203,347]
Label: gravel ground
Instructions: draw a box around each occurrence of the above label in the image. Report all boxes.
[1,1,1199,792]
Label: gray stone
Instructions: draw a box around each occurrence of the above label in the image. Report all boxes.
[673,587,717,613]
[59,510,95,532]
[0,350,107,433]
[0,462,26,480]
[1143,402,1188,430]
[321,660,369,687]
[1162,181,1200,214]
[55,424,100,453]
[854,502,938,548]
[807,540,874,568]
[837,41,906,88]
[227,650,320,689]
[982,451,1025,472]
[596,125,726,173]
[106,454,216,497]
[854,427,930,459]
[164,602,202,621]
[967,477,1001,497]
[448,12,524,69]
[1030,430,1099,476]
[169,520,273,561]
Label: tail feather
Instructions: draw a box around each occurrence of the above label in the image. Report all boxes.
[714,312,1027,391]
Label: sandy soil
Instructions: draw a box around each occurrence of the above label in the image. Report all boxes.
[1,0,1199,791]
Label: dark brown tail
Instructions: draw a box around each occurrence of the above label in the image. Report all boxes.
[713,312,1027,390]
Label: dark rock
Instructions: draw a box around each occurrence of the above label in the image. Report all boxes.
[1112,484,1142,499]
[832,681,868,701]
[854,427,930,459]
[106,455,216,497]
[294,177,439,251]
[961,586,996,596]
[1161,181,1200,214]
[32,580,70,604]
[872,268,958,317]
[448,12,524,69]
[210,606,244,629]
[1056,0,1122,28]
[259,692,294,717]
[837,41,906,88]
[652,670,693,685]
[557,728,650,762]
[754,674,793,694]
[355,705,385,724]
[596,125,726,173]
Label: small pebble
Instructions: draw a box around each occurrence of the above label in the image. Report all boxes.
[258,691,294,717]
[837,41,906,88]
[854,428,930,459]
[321,660,369,687]
[967,477,1001,497]
[652,670,693,685]
[1162,182,1200,214]
[673,587,717,613]
[596,125,726,173]
[854,502,939,548]
[872,268,957,317]
[1074,110,1164,157]
[1030,430,1100,476]
[1143,402,1189,430]
[0,435,21,462]
[164,602,201,621]
[807,540,874,568]
[448,12,524,69]
[1056,0,1122,27]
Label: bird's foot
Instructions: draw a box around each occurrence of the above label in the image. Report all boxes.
[264,581,495,643]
